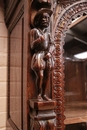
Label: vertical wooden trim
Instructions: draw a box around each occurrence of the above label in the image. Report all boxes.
[21,17,24,130]
[5,0,21,25]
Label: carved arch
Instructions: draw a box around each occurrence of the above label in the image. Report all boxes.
[53,1,87,130]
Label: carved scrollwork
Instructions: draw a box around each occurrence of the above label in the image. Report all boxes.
[53,1,87,130]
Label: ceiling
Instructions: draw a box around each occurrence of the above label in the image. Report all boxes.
[64,16,87,55]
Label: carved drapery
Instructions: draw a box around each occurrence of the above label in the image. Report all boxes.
[53,1,87,130]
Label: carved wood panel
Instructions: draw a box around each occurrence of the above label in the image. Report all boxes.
[53,1,87,130]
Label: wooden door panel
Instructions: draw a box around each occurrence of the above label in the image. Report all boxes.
[8,16,24,130]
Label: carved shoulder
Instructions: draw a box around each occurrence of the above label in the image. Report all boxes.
[30,28,41,40]
[30,28,39,37]
[30,28,44,50]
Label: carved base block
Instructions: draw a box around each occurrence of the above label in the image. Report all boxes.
[29,99,57,130]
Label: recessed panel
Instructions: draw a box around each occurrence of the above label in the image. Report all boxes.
[8,17,23,129]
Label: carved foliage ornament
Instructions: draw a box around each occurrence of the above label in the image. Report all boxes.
[53,1,87,130]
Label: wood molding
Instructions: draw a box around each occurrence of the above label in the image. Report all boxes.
[58,0,81,6]
[53,1,87,130]
[4,0,21,25]
[69,15,87,28]
[8,5,24,33]
[8,118,19,130]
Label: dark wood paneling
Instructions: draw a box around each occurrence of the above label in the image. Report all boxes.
[65,122,87,130]
[64,61,84,102]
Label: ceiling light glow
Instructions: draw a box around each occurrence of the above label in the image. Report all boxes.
[74,51,87,59]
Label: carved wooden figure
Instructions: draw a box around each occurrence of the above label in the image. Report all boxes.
[30,8,55,101]
[29,1,57,130]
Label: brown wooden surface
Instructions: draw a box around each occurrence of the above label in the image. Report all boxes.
[64,61,84,102]
[4,0,87,130]
[9,17,23,129]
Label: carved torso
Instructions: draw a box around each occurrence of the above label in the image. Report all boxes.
[30,28,51,52]
[30,28,54,71]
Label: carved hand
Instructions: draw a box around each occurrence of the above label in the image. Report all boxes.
[37,36,45,43]
[44,52,51,60]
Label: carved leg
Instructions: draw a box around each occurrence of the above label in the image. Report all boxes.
[42,69,51,100]
[35,70,44,101]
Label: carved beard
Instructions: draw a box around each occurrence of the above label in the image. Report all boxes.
[40,21,49,28]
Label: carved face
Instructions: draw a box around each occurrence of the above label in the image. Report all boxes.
[34,12,51,29]
[39,13,50,29]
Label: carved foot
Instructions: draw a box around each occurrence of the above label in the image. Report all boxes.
[38,94,43,101]
[43,95,51,101]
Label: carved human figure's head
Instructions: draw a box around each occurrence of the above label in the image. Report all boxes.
[33,8,52,29]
